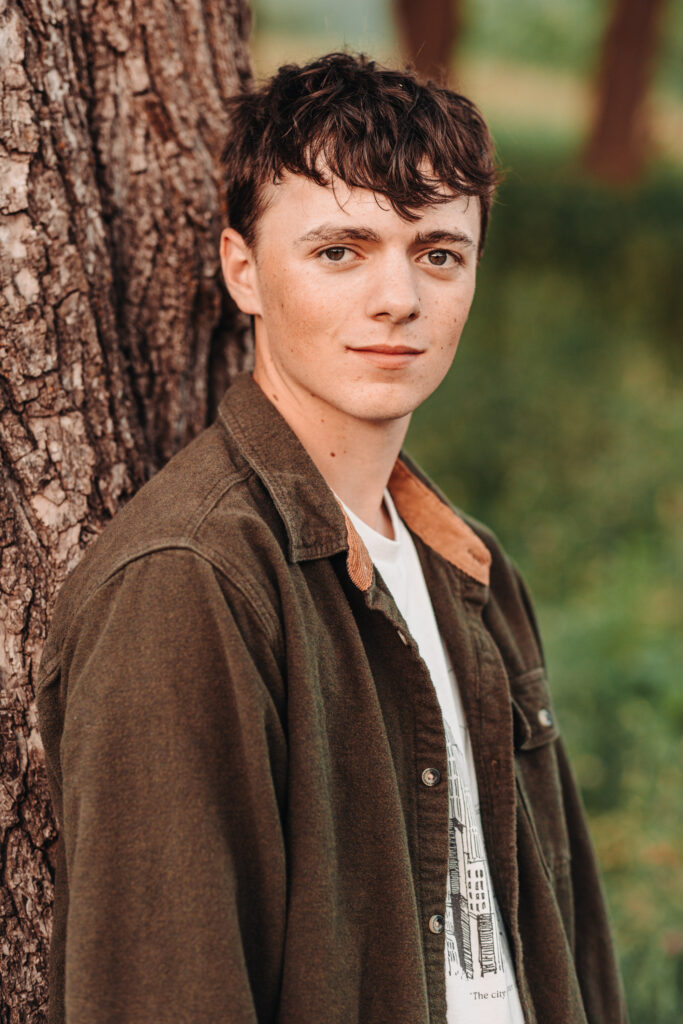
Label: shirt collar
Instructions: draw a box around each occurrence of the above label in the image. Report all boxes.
[217,373,491,591]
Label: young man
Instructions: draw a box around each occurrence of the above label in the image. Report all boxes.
[37,53,627,1024]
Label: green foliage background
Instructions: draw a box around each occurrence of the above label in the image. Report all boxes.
[251,3,683,1019]
[407,141,683,1022]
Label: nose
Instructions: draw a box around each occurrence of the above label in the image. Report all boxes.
[365,252,420,325]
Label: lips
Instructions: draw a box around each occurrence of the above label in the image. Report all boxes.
[348,344,424,369]
[350,345,423,355]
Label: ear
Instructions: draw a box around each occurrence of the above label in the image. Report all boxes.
[220,227,262,316]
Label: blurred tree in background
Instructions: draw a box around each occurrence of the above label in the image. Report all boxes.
[582,0,669,182]
[395,0,671,183]
[393,0,462,82]
[251,2,683,1021]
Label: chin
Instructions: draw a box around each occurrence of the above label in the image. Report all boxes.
[362,380,436,421]
[343,395,423,424]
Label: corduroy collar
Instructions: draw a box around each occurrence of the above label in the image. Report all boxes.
[217,373,491,591]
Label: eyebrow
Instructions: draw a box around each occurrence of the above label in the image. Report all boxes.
[294,225,382,246]
[413,229,476,249]
[293,223,475,250]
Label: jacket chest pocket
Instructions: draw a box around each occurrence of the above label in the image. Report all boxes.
[512,667,571,880]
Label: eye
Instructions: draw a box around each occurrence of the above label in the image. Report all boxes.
[319,247,349,262]
[423,249,462,268]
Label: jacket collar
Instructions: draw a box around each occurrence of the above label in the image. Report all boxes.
[217,373,491,591]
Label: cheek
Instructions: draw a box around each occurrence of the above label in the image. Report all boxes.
[262,265,337,329]
[451,282,476,327]
[263,270,298,320]
[420,291,474,361]
[431,289,473,334]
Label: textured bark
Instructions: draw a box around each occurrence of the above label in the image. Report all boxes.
[0,0,253,1018]
[583,0,667,183]
[393,0,462,84]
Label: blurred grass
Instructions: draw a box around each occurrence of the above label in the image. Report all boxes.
[250,6,683,1019]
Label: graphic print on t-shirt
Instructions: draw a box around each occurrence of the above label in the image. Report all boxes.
[444,719,504,982]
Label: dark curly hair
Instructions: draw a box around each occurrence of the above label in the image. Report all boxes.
[221,52,500,258]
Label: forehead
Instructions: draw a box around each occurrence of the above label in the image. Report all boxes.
[255,171,481,246]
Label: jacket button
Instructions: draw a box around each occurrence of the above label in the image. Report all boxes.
[428,914,445,934]
[538,708,553,728]
[421,768,441,787]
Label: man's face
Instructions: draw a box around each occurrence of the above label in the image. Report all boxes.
[222,171,481,429]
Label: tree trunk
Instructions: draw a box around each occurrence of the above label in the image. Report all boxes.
[393,0,462,84]
[583,0,668,184]
[0,0,253,1017]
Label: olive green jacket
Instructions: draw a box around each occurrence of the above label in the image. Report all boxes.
[37,372,628,1023]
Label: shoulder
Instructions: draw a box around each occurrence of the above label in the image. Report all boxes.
[40,420,287,681]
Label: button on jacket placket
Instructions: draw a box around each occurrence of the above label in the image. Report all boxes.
[421,767,441,787]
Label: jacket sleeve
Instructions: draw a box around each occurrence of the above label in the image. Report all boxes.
[512,563,629,1023]
[49,548,287,1024]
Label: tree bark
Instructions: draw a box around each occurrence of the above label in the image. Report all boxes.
[583,0,668,183]
[0,0,253,1017]
[393,0,462,84]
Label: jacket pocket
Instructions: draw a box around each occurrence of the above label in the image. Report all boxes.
[512,668,571,880]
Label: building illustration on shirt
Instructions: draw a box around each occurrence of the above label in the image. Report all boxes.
[444,719,505,981]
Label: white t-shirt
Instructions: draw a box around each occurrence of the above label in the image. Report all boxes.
[339,490,525,1024]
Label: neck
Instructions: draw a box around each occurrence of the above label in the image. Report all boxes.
[253,364,409,539]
